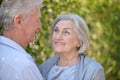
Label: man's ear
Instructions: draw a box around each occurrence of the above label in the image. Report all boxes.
[13,15,23,29]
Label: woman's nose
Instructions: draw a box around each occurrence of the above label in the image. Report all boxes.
[55,33,63,40]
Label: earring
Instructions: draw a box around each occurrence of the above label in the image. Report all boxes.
[77,41,82,48]
[77,44,80,48]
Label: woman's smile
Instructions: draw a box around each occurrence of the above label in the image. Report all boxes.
[54,41,65,46]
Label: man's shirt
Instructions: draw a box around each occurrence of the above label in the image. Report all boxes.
[0,36,43,80]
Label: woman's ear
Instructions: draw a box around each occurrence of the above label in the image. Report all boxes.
[13,15,23,29]
[77,40,81,48]
[77,43,80,48]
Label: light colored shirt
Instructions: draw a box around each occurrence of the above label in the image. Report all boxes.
[0,36,43,80]
[47,64,76,80]
[39,54,105,80]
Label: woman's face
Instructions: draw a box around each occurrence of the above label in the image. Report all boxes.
[52,20,80,54]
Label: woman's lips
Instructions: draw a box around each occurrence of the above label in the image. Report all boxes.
[55,42,65,46]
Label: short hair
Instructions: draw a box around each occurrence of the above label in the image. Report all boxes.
[0,0,42,30]
[51,14,90,54]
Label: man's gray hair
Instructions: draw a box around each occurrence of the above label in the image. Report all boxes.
[0,0,42,30]
[51,14,90,54]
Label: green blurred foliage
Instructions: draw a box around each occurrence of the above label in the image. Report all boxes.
[0,0,120,80]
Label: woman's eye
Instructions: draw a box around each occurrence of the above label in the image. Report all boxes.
[64,31,70,35]
[54,28,59,33]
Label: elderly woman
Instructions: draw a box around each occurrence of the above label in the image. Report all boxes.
[39,14,105,80]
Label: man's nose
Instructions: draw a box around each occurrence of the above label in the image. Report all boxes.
[37,21,42,29]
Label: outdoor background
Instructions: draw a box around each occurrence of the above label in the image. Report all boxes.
[0,0,120,80]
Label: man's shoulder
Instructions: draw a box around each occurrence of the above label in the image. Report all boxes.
[0,51,42,80]
[0,49,33,70]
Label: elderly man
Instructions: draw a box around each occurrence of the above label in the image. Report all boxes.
[0,0,43,80]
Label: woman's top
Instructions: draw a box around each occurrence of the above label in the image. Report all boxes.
[39,54,105,80]
[47,64,76,80]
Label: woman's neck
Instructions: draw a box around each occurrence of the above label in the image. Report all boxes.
[57,53,79,66]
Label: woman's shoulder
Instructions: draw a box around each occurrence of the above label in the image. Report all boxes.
[80,54,103,70]
[39,54,59,71]
[38,54,59,79]
[77,54,105,80]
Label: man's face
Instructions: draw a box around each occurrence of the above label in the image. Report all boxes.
[21,6,41,45]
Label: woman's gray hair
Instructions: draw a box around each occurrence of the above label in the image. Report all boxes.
[51,14,90,54]
[0,0,42,30]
